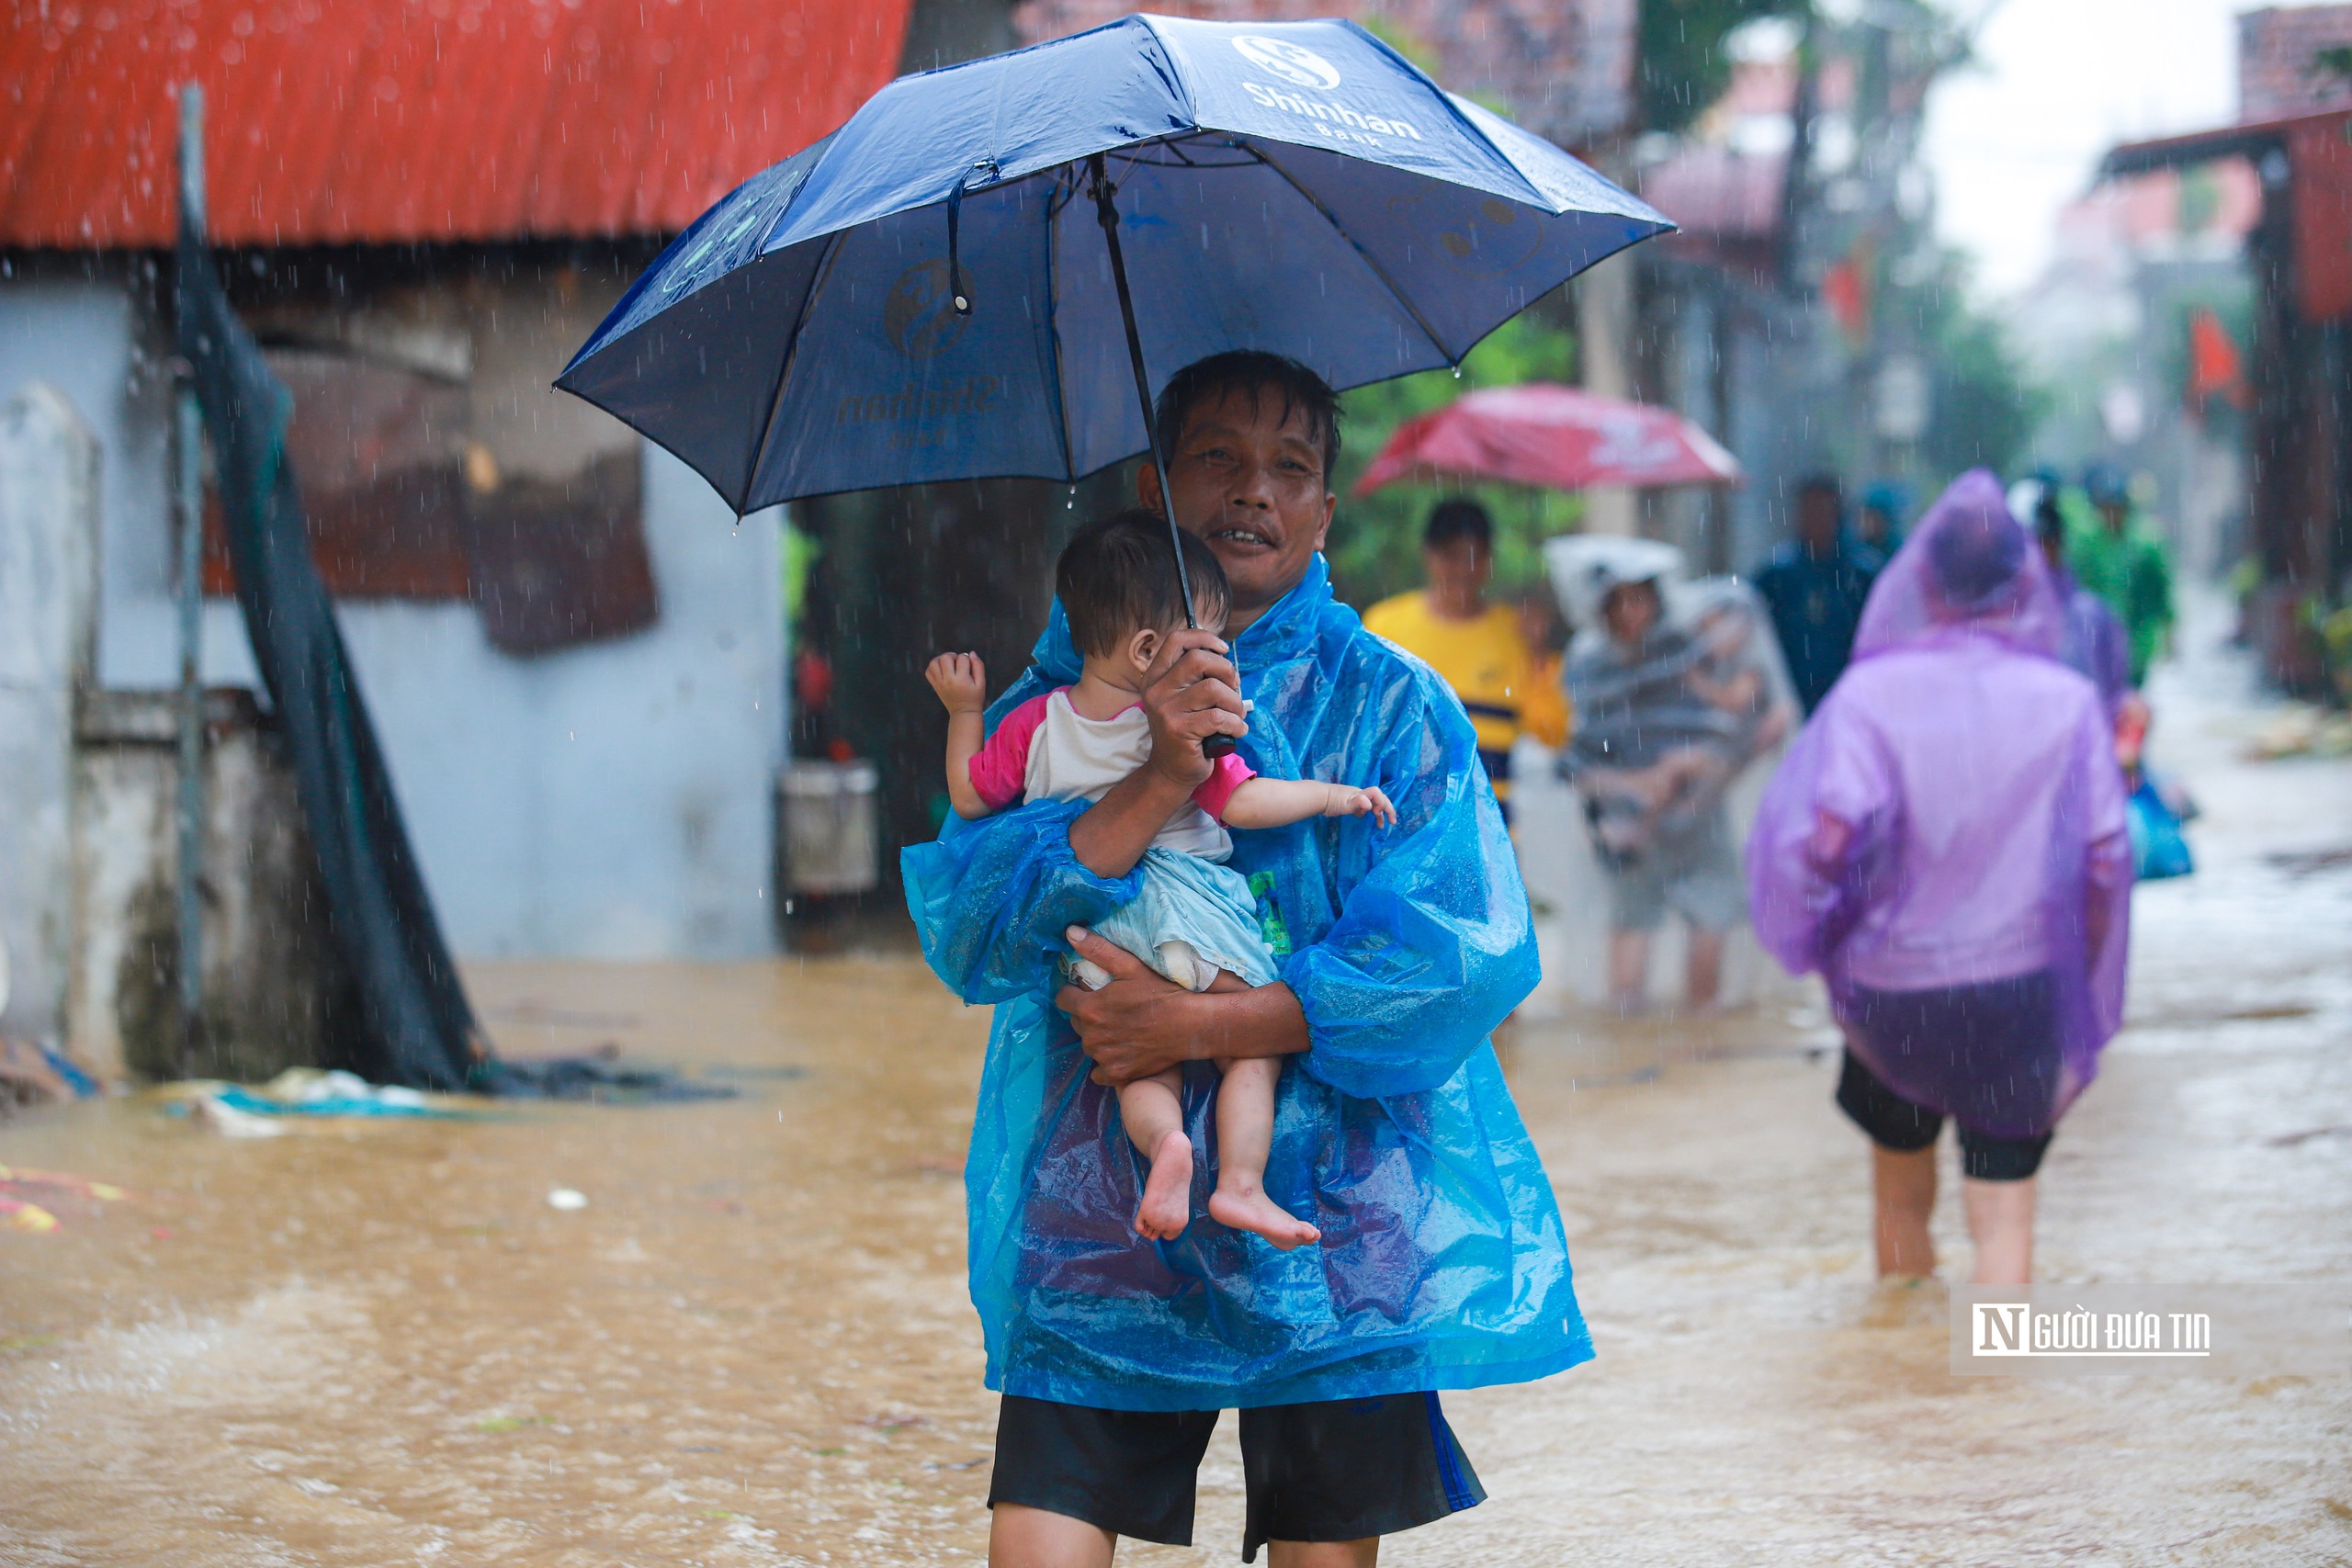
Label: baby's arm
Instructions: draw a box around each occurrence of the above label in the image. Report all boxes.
[1221,777,1397,829]
[924,652,992,820]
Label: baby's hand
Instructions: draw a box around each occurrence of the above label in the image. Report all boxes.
[925,652,987,713]
[1325,784,1398,828]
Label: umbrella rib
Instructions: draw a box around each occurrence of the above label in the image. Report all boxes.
[1044,172,1076,483]
[1250,147,1458,368]
[744,230,851,511]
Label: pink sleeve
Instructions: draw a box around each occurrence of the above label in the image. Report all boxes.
[967,692,1054,812]
[1190,751,1257,823]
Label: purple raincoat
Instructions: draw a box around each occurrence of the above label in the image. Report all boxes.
[2052,565,2133,717]
[1747,470,2132,1137]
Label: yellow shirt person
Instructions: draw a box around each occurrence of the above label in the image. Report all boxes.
[1361,502,1568,821]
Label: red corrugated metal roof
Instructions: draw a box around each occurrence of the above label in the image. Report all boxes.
[1,0,912,249]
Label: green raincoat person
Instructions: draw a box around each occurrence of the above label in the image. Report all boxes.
[2063,463,2175,687]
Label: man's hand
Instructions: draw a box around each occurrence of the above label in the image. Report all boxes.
[1055,927,1193,1085]
[1066,631,1250,879]
[1137,629,1249,789]
[1056,927,1314,1083]
[925,651,987,714]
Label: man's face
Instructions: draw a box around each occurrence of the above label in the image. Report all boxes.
[1140,386,1335,627]
[2098,500,2129,535]
[1797,490,1841,553]
[1425,536,1491,602]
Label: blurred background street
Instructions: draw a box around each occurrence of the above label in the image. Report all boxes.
[6,0,2352,1560]
[0,600,2344,1563]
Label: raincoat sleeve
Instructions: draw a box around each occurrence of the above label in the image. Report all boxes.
[1279,659,1539,1100]
[900,660,1144,1004]
[902,799,1146,1004]
[1746,692,1893,976]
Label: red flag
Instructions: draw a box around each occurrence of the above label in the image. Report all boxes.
[2186,307,2245,413]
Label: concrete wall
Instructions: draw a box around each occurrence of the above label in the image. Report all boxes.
[0,381,99,1050]
[0,272,786,964]
[71,690,354,1083]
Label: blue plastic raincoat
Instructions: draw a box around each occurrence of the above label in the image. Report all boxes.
[902,557,1589,1412]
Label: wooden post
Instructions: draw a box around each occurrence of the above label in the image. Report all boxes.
[174,82,207,1077]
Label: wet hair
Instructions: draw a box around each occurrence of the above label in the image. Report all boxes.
[1795,472,1843,503]
[1057,508,1231,659]
[1928,503,2029,613]
[1153,351,1342,480]
[1423,498,1493,552]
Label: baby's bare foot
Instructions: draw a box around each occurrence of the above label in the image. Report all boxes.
[1135,1132,1193,1240]
[1207,1185,1320,1251]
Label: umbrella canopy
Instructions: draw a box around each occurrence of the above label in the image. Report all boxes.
[557,13,1670,513]
[1352,382,1740,496]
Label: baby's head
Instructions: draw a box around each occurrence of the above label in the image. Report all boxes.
[1058,509,1232,682]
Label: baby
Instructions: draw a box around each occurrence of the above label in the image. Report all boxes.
[925,510,1395,1251]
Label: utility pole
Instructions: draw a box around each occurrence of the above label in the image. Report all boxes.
[174,82,207,1078]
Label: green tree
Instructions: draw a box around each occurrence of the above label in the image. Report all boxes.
[1328,304,1581,609]
[1638,0,1809,134]
[1878,250,2048,482]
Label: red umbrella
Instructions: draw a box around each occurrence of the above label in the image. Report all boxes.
[1353,383,1741,496]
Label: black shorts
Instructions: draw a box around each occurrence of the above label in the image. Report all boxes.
[1837,1049,2052,1181]
[987,1392,1485,1562]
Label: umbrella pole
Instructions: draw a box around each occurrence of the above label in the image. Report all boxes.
[1090,157,1197,635]
[1091,156,1236,759]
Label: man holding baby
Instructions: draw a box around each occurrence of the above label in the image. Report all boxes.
[903,351,1584,1568]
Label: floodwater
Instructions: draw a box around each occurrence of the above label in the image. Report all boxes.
[5,613,2348,1567]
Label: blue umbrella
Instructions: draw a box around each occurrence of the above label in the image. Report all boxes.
[558,12,1669,620]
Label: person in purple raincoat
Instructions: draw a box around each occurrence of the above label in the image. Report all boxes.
[1747,470,2132,1286]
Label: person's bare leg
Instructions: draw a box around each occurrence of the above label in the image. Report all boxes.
[1683,928,1724,1012]
[1268,1538,1377,1567]
[1962,1176,2036,1285]
[1118,1069,1193,1241]
[1871,1144,1938,1280]
[1205,1054,1319,1249]
[989,1503,1115,1568]
[1608,929,1650,1012]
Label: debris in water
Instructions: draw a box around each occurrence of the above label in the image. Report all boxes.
[0,1165,132,1229]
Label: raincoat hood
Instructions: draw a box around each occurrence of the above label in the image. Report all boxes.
[1851,468,2064,662]
[1543,534,1685,629]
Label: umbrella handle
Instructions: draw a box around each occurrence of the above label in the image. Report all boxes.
[1091,155,1238,760]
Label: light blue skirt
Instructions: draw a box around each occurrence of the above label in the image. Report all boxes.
[1081,847,1282,990]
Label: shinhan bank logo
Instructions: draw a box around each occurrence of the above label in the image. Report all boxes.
[1231,35,1341,89]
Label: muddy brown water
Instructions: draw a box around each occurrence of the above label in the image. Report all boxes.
[5,624,2348,1566]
